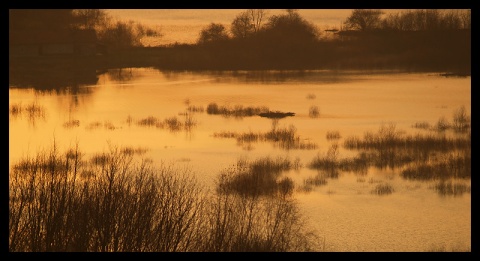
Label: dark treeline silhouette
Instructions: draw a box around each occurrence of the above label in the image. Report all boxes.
[153,9,470,73]
[9,9,471,77]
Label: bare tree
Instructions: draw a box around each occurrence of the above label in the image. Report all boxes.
[247,9,267,33]
[72,9,109,30]
[344,9,384,31]
[231,12,254,39]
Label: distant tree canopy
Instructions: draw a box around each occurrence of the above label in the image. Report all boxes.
[9,9,161,49]
[343,9,471,32]
[382,9,471,31]
[261,9,320,43]
[201,9,320,45]
[197,23,230,44]
[344,9,384,31]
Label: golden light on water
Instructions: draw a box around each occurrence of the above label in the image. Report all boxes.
[9,9,471,252]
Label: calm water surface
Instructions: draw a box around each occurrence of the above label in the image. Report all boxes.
[9,68,471,252]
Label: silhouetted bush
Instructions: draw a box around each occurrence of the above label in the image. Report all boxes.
[9,142,321,252]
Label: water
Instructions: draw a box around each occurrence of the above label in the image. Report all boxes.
[9,68,471,252]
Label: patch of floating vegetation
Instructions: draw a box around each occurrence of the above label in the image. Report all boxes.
[371,183,394,195]
[207,102,269,118]
[305,120,470,184]
[411,106,470,133]
[258,111,296,119]
[63,119,80,128]
[308,106,320,118]
[326,131,341,140]
[218,156,300,197]
[85,121,118,130]
[9,101,46,123]
[214,120,317,150]
[430,180,471,197]
[135,112,197,133]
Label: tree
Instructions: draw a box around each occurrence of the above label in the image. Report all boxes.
[72,9,110,30]
[231,11,254,39]
[231,9,267,39]
[197,23,230,44]
[247,9,266,33]
[344,9,384,31]
[262,9,320,42]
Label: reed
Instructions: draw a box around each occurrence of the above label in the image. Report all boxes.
[214,122,318,150]
[371,183,394,195]
[9,143,321,252]
[326,130,342,140]
[431,180,471,196]
[218,156,297,197]
[308,106,320,118]
[206,102,269,118]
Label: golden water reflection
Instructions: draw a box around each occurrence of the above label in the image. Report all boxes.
[9,68,471,251]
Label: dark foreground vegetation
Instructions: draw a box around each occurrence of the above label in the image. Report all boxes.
[9,143,320,252]
[9,9,471,78]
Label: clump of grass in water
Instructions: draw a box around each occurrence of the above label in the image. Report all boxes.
[9,102,23,118]
[214,120,318,150]
[218,156,298,197]
[136,113,197,132]
[137,116,159,126]
[326,131,341,140]
[452,106,470,133]
[411,107,470,133]
[309,106,320,118]
[401,151,471,180]
[306,93,316,100]
[431,180,470,196]
[63,119,80,128]
[412,121,431,130]
[206,102,269,118]
[371,183,394,195]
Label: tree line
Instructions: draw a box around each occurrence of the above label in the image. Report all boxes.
[9,9,161,50]
[9,9,471,73]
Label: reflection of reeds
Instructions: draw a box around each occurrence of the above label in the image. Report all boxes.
[303,173,328,188]
[306,93,316,100]
[401,152,471,180]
